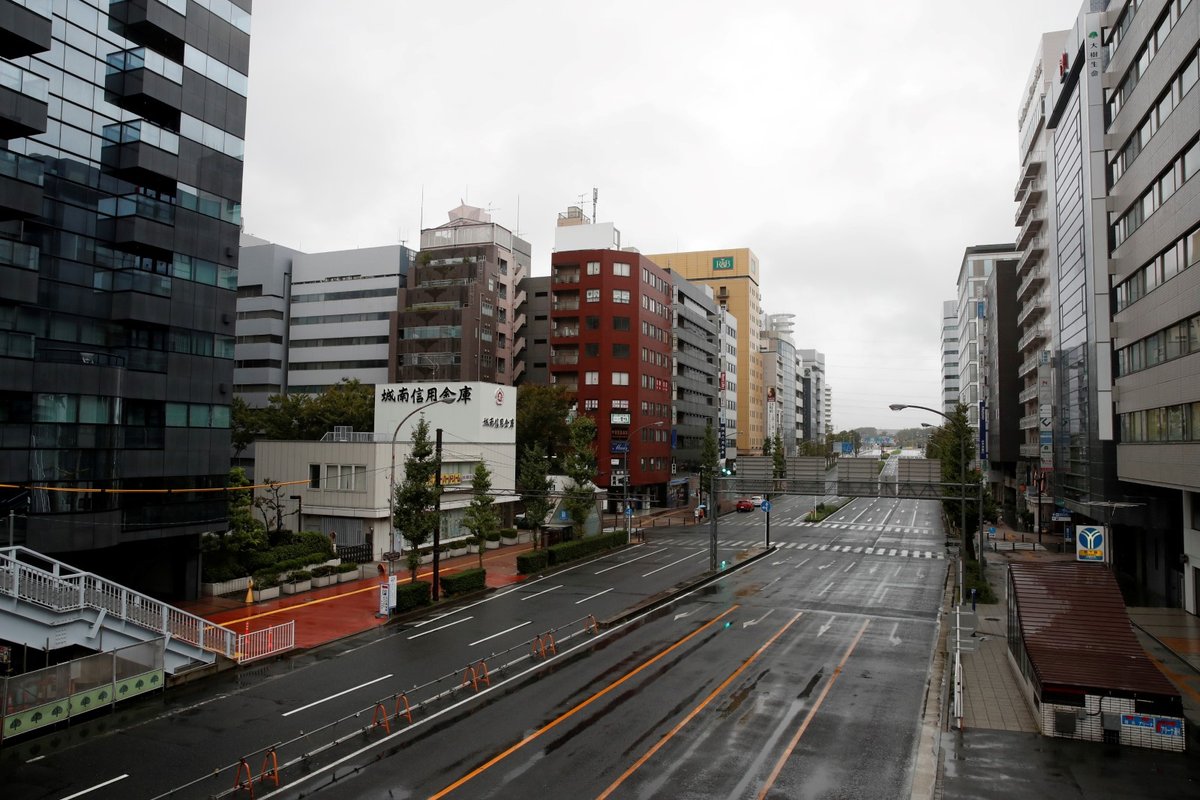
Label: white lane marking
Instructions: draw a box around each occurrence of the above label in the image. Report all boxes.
[468,621,532,647]
[743,609,775,629]
[282,674,394,717]
[819,581,836,596]
[796,558,811,568]
[521,584,563,601]
[59,775,130,800]
[407,616,473,640]
[27,755,44,763]
[842,561,856,573]
[594,548,666,574]
[642,550,703,577]
[575,587,614,605]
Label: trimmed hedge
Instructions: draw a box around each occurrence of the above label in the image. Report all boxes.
[395,580,432,612]
[517,550,549,574]
[337,562,359,574]
[547,532,628,566]
[252,569,281,589]
[440,568,486,597]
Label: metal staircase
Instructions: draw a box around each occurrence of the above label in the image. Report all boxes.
[0,546,293,674]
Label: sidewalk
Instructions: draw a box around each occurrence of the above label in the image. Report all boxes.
[179,543,534,651]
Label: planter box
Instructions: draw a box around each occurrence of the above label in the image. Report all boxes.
[202,576,251,597]
[450,547,468,558]
[281,579,311,595]
[485,540,500,550]
[419,553,433,565]
[339,570,359,583]
[312,575,334,588]
[517,531,533,544]
[501,536,519,547]
[467,543,480,554]
[252,586,280,602]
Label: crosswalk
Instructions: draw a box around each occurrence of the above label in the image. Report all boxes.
[722,519,937,536]
[651,536,945,560]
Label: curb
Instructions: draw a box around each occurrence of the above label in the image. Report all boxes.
[597,545,778,629]
[1131,620,1200,678]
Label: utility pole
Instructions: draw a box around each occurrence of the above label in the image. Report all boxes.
[432,428,443,602]
[709,472,719,571]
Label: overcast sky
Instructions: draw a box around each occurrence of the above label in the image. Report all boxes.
[241,0,1083,431]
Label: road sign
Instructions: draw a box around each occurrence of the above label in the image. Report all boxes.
[987,526,996,539]
[625,507,633,518]
[760,500,772,513]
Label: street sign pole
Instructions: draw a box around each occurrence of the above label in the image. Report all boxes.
[761,498,772,549]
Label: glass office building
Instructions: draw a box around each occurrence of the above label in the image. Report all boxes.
[0,0,251,598]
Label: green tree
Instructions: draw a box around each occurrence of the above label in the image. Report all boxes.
[257,379,375,441]
[394,417,440,581]
[253,480,286,534]
[772,432,787,479]
[561,415,598,535]
[697,420,719,509]
[517,443,555,534]
[762,437,772,455]
[925,404,980,557]
[462,462,500,569]
[230,397,259,459]
[516,384,574,471]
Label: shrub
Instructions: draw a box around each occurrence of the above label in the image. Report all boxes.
[310,565,337,578]
[286,570,312,583]
[499,528,518,539]
[484,531,501,542]
[546,532,627,566]
[202,562,242,583]
[337,562,359,574]
[252,570,281,589]
[395,580,431,612]
[517,550,549,574]
[440,568,486,597]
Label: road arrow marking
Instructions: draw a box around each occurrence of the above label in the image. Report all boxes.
[818,561,833,570]
[817,616,834,636]
[743,609,775,629]
[673,610,695,621]
[888,622,903,647]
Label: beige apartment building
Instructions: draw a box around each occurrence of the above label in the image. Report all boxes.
[646,248,764,454]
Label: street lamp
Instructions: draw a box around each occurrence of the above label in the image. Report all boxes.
[624,420,665,540]
[389,396,457,556]
[890,403,978,568]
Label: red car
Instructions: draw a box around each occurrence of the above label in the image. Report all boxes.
[736,498,753,512]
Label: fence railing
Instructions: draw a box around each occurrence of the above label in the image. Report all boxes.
[0,546,293,666]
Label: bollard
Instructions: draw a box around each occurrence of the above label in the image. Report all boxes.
[233,758,254,797]
[394,692,413,724]
[460,665,479,693]
[474,660,491,688]
[258,748,279,788]
[370,702,391,734]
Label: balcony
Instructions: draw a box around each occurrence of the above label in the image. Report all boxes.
[1016,235,1045,276]
[1013,149,1045,199]
[0,236,37,269]
[551,350,579,365]
[0,0,52,59]
[1018,384,1038,404]
[104,47,183,127]
[0,329,34,359]
[97,193,176,257]
[1015,210,1044,251]
[107,0,187,62]
[101,120,179,191]
[1016,263,1047,302]
[551,325,579,338]
[1014,177,1046,226]
[1017,296,1048,329]
[0,149,44,220]
[1018,324,1049,351]
[553,270,580,284]
[1019,443,1041,458]
[1018,354,1041,378]
[0,59,48,139]
[1019,414,1039,430]
[552,298,580,312]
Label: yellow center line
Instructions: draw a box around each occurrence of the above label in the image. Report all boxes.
[426,605,740,800]
[212,549,529,626]
[597,610,805,799]
[757,618,871,800]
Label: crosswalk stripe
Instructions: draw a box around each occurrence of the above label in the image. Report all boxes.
[901,550,908,558]
[889,549,897,556]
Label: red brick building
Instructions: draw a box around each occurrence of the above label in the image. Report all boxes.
[549,249,673,506]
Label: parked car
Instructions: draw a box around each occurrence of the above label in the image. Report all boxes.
[751,495,764,507]
[736,498,753,512]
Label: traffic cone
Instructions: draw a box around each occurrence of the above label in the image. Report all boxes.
[245,575,254,604]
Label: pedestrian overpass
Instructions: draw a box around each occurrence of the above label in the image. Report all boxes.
[722,456,968,501]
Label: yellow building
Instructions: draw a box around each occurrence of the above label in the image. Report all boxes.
[646,248,764,455]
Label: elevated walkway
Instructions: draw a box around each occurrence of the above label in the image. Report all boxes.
[0,547,293,676]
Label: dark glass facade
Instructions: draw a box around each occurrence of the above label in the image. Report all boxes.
[0,0,250,599]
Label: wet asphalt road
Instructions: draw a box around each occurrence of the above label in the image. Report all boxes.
[260,494,948,799]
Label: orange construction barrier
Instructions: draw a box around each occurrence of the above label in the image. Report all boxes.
[460,665,479,693]
[258,747,279,788]
[586,615,600,634]
[474,660,491,688]
[370,702,391,734]
[233,758,254,797]
[394,692,413,724]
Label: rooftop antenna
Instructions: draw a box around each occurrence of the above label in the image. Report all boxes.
[592,187,598,224]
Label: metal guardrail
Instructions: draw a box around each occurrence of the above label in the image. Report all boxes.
[0,546,293,665]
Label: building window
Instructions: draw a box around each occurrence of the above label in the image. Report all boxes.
[584,398,599,411]
[586,261,600,275]
[585,316,600,330]
[613,316,630,331]
[613,343,630,358]
[613,372,629,385]
[585,343,600,357]
[613,262,630,277]
[613,289,630,304]
[612,399,629,409]
[309,464,321,489]
[586,288,600,303]
[321,464,365,491]
[585,371,599,384]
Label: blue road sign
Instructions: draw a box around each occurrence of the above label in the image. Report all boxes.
[625,506,633,518]
[760,500,772,513]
